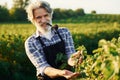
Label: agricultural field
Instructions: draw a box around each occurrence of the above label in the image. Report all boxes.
[0,22,120,80]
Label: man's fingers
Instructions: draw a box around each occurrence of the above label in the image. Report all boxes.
[68,72,80,79]
[72,51,81,58]
[79,56,83,64]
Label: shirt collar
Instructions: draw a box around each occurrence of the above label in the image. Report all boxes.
[35,30,41,38]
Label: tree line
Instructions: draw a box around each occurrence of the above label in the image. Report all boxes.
[0,5,86,22]
[0,0,120,23]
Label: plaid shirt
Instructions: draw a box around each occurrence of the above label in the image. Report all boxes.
[25,27,75,76]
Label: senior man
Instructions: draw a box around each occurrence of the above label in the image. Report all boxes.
[25,1,82,80]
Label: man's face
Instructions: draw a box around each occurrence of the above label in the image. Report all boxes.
[33,8,51,32]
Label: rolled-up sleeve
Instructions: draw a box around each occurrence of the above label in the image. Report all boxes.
[25,38,50,76]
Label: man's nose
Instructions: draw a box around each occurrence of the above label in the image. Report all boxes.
[41,17,47,23]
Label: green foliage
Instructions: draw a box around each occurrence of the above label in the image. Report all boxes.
[0,34,36,80]
[54,14,120,23]
[10,0,29,21]
[0,2,120,23]
[74,46,87,73]
[55,53,68,69]
[53,8,85,19]
[75,8,85,16]
[12,0,29,9]
[73,38,120,80]
[0,22,120,80]
[91,10,96,14]
[53,8,83,19]
[0,5,9,22]
[9,8,27,21]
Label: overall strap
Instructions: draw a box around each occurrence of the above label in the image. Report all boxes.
[36,36,45,47]
[53,25,64,42]
[55,30,64,42]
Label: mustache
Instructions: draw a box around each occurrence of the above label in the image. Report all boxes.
[39,22,52,26]
[46,23,52,26]
[47,23,58,30]
[38,22,58,30]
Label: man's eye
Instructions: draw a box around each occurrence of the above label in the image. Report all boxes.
[36,16,41,19]
[45,14,49,17]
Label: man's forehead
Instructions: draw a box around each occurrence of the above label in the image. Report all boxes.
[34,8,49,16]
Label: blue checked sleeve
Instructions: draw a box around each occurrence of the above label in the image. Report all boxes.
[25,38,51,76]
[63,28,76,58]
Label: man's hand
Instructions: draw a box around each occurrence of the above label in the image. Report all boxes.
[44,67,79,79]
[60,70,79,79]
[68,51,83,66]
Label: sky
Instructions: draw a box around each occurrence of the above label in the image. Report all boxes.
[0,0,120,14]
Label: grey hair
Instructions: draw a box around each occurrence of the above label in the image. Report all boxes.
[26,0,53,24]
